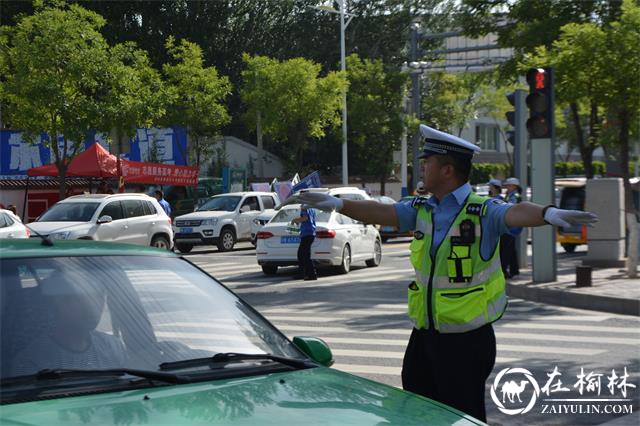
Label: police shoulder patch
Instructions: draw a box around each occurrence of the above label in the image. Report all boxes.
[466,203,484,215]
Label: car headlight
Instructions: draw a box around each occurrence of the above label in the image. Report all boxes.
[201,218,218,226]
[49,231,71,240]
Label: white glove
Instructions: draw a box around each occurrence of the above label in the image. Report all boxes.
[276,192,344,212]
[544,207,598,228]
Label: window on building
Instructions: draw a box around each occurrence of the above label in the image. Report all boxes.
[475,124,500,151]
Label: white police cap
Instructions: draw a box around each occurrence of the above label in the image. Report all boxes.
[419,124,481,160]
[504,177,520,186]
[488,178,502,187]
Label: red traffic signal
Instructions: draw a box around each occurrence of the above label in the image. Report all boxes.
[525,68,554,138]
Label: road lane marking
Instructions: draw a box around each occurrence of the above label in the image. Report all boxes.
[501,323,640,334]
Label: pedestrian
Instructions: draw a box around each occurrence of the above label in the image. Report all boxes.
[488,178,503,200]
[290,206,318,281]
[501,177,523,278]
[154,190,171,217]
[277,124,597,422]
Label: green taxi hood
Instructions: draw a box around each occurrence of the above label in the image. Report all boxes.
[0,368,483,426]
[0,239,177,259]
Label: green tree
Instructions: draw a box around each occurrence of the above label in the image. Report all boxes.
[346,54,406,194]
[102,42,166,156]
[1,2,111,198]
[240,54,347,173]
[161,36,232,205]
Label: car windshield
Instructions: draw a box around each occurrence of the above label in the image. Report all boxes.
[271,208,331,223]
[37,202,100,222]
[0,255,303,386]
[197,196,241,212]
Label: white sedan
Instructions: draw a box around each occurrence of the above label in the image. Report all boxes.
[0,209,30,239]
[255,205,382,275]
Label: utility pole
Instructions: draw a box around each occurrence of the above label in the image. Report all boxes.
[410,23,421,190]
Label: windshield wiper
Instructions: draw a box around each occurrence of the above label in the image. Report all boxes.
[1,368,191,387]
[159,352,315,372]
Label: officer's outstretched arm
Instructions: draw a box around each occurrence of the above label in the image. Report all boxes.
[505,202,598,228]
[341,200,399,227]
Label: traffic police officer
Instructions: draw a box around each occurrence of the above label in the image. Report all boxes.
[277,124,597,422]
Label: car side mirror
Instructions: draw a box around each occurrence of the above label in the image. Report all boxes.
[292,336,334,367]
[97,215,113,224]
[240,205,250,213]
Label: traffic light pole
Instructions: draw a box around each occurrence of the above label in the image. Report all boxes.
[531,137,557,282]
[512,89,529,269]
[410,26,421,191]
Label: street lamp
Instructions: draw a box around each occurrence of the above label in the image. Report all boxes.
[312,1,355,185]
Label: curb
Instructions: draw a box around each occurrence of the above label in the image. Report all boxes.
[506,282,640,317]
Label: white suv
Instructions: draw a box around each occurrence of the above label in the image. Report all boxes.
[28,194,173,249]
[173,191,280,253]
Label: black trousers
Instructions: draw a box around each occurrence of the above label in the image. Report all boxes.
[500,234,519,277]
[401,324,496,423]
[297,235,317,278]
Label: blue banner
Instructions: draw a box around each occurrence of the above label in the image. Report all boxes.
[291,171,322,193]
[0,127,188,178]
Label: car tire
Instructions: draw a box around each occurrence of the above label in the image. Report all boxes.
[151,235,171,250]
[562,243,577,253]
[261,265,278,275]
[381,236,389,243]
[336,244,351,274]
[176,243,193,253]
[217,228,236,252]
[366,239,382,267]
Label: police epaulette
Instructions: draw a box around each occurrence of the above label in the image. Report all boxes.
[411,196,429,209]
[466,203,483,216]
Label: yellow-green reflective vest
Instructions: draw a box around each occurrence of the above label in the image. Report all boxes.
[408,193,507,333]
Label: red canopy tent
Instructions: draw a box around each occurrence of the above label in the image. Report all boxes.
[24,143,198,221]
[27,143,118,178]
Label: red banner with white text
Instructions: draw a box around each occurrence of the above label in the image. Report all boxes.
[121,160,198,186]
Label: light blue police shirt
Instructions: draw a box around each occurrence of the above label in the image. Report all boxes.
[394,183,513,259]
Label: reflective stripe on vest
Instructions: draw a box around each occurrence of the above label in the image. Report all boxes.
[407,192,507,333]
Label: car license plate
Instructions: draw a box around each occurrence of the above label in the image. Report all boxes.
[281,236,300,244]
[180,227,193,234]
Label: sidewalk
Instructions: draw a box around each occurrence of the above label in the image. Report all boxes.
[505,252,640,316]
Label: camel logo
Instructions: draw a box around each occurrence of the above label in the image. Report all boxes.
[490,367,541,415]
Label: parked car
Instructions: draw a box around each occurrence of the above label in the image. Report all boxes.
[0,209,30,239]
[27,194,173,249]
[0,239,483,425]
[251,187,373,247]
[372,195,414,242]
[256,204,382,275]
[173,191,280,253]
[555,178,587,253]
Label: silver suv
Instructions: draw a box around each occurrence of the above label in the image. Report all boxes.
[173,191,280,253]
[28,194,173,249]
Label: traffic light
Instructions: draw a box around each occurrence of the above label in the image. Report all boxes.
[525,67,554,139]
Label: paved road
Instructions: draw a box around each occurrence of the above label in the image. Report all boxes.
[185,240,640,426]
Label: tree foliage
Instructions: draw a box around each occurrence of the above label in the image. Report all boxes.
[346,54,406,192]
[240,54,346,172]
[1,2,112,197]
[161,36,232,170]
